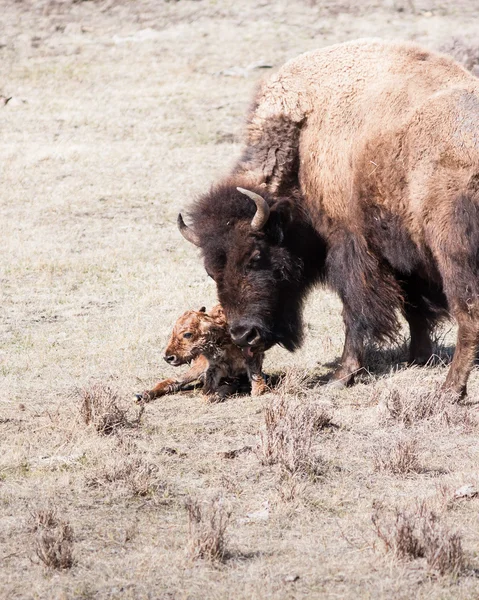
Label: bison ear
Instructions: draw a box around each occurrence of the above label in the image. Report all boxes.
[199,306,206,313]
[266,200,293,245]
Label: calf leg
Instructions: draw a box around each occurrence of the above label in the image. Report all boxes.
[202,366,225,402]
[246,352,268,396]
[137,355,208,402]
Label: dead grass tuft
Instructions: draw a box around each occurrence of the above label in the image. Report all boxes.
[185,496,231,563]
[256,389,326,478]
[86,457,166,498]
[75,383,144,435]
[30,508,74,570]
[373,437,422,475]
[379,385,473,429]
[372,501,465,576]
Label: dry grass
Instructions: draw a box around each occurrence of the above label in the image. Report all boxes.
[31,508,74,571]
[3,1,479,598]
[378,385,474,429]
[185,496,231,563]
[76,382,144,435]
[372,501,465,576]
[373,437,422,475]
[86,456,166,499]
[256,375,329,477]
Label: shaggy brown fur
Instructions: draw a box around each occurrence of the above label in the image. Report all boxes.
[137,305,267,402]
[180,39,479,397]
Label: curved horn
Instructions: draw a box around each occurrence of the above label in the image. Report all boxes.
[177,213,200,247]
[236,187,270,231]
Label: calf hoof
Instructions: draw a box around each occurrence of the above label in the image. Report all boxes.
[202,393,223,404]
[251,379,268,397]
[135,392,150,404]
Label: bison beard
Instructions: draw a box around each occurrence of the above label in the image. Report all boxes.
[178,39,479,398]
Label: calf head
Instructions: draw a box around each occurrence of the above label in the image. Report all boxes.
[164,306,227,366]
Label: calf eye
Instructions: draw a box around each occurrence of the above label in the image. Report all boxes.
[183,332,193,339]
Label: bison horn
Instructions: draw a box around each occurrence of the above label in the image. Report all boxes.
[237,187,270,231]
[177,213,200,247]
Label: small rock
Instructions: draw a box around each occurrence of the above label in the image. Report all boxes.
[284,575,300,583]
[239,501,269,523]
[454,484,478,499]
[218,445,252,459]
[160,447,178,456]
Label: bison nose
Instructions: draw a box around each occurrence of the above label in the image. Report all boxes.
[164,354,177,364]
[230,324,262,348]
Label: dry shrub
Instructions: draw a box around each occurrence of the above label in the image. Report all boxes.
[372,501,464,576]
[76,383,143,434]
[31,508,74,570]
[257,390,326,477]
[275,472,308,503]
[86,457,165,498]
[185,496,231,563]
[379,385,474,429]
[373,437,422,475]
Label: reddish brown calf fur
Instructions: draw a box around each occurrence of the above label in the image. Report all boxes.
[137,305,267,402]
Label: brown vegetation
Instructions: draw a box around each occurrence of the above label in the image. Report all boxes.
[373,437,422,475]
[77,382,143,434]
[185,496,231,563]
[256,374,330,477]
[372,501,465,576]
[31,509,74,570]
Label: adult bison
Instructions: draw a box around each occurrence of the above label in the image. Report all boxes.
[178,38,479,397]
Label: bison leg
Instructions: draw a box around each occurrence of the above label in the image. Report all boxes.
[327,232,402,387]
[330,320,364,388]
[428,194,479,397]
[405,310,433,365]
[401,274,447,365]
[443,310,479,398]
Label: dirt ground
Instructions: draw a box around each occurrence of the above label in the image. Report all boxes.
[2,1,479,598]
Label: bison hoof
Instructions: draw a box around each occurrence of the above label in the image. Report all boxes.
[327,378,348,390]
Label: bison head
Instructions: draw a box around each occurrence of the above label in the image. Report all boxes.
[178,184,325,357]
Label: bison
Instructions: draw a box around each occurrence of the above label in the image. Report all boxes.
[178,38,479,398]
[137,305,267,402]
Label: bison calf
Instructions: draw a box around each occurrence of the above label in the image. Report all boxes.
[136,305,267,403]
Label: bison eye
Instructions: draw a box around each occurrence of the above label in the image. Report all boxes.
[183,332,193,339]
[248,251,262,268]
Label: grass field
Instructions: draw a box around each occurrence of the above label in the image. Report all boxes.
[2,1,479,598]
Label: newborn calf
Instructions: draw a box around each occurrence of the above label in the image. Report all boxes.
[136,305,267,402]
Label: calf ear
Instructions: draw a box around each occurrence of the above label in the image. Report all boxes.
[267,200,293,245]
[199,306,206,313]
